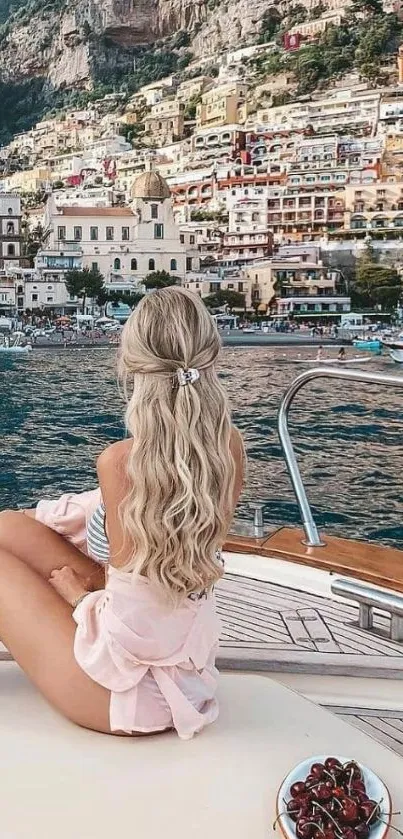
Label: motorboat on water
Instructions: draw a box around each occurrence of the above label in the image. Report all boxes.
[292,355,376,365]
[1,365,403,838]
[382,333,403,363]
[352,339,382,353]
[0,332,32,354]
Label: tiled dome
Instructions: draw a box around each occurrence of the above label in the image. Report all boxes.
[131,171,171,200]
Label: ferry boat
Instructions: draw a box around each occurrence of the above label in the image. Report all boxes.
[1,365,403,838]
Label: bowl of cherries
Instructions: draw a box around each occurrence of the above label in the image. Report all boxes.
[275,756,393,839]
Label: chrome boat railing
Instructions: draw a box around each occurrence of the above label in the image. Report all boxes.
[278,366,403,547]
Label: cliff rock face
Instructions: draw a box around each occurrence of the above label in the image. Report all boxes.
[0,0,269,90]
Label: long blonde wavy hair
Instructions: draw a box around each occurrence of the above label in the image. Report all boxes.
[118,286,235,601]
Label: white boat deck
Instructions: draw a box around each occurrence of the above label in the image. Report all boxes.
[215,571,403,755]
[216,572,403,675]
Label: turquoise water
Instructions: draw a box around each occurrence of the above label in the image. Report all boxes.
[1,346,402,548]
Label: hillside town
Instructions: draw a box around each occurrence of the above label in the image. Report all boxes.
[2,9,403,323]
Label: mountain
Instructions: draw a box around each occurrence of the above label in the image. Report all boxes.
[0,0,269,91]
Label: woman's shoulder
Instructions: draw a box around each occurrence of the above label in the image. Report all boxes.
[230,426,245,461]
[97,439,132,470]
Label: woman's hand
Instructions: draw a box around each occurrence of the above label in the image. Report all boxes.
[49,566,89,606]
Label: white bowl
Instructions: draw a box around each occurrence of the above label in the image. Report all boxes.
[276,755,391,839]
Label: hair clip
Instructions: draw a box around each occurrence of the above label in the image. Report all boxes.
[176,368,200,387]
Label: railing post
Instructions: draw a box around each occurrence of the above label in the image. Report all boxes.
[277,365,403,549]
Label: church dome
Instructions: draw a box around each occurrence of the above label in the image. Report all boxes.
[131,171,171,200]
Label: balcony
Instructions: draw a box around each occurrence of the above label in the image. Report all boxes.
[51,241,83,253]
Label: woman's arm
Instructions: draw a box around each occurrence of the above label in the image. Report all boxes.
[97,440,133,569]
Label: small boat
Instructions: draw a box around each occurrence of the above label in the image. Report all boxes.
[0,343,32,354]
[0,333,32,354]
[291,355,376,365]
[382,339,403,363]
[352,339,382,353]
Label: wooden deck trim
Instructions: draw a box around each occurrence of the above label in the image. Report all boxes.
[216,648,403,679]
[224,527,403,594]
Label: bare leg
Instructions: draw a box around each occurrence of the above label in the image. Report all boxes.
[0,510,104,590]
[0,548,111,733]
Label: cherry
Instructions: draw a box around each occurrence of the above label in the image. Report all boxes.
[344,761,362,780]
[321,830,337,839]
[332,786,345,799]
[351,780,366,795]
[296,817,315,839]
[355,823,370,839]
[360,800,381,825]
[312,783,333,803]
[290,782,308,798]
[339,828,356,839]
[306,775,320,790]
[339,797,359,824]
[324,758,343,772]
[286,798,301,822]
[311,763,326,779]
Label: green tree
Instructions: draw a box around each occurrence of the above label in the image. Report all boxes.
[354,246,403,309]
[143,270,178,290]
[65,267,105,313]
[203,290,246,310]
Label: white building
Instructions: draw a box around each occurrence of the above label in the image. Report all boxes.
[34,172,199,312]
[0,194,22,271]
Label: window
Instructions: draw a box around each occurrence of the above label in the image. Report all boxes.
[151,204,158,219]
[148,259,155,271]
[7,207,13,215]
[31,294,38,302]
[154,223,164,239]
[113,258,121,271]
[131,258,137,270]
[74,226,82,241]
[58,226,66,241]
[238,282,244,293]
[47,296,54,303]
[228,283,234,289]
[190,235,195,245]
[106,226,114,241]
[170,259,177,271]
[17,285,23,294]
[6,221,14,235]
[7,244,15,256]
[90,226,98,241]
[91,262,98,272]
[122,227,129,241]
[186,257,192,271]
[180,234,185,244]
[47,285,53,291]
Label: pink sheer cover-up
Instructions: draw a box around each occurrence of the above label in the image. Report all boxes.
[36,490,222,739]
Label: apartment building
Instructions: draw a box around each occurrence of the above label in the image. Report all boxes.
[272,261,350,318]
[222,199,273,264]
[196,82,248,129]
[267,186,345,241]
[343,182,403,232]
[144,100,185,146]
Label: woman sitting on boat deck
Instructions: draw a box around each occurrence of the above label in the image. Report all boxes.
[0,287,244,738]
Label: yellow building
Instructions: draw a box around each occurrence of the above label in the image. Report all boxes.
[196,82,248,129]
[144,100,185,146]
[1,167,52,194]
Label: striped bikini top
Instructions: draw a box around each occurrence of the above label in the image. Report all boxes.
[86,503,224,600]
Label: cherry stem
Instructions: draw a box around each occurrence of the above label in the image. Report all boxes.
[378,819,403,837]
[313,801,340,832]
[365,802,381,827]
